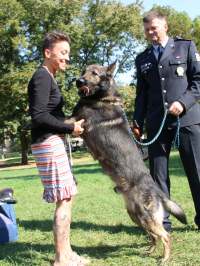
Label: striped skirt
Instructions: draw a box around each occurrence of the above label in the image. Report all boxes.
[31,134,78,203]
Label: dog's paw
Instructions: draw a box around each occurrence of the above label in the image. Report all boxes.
[157,258,169,265]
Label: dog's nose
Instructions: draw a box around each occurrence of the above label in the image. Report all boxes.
[76,78,85,88]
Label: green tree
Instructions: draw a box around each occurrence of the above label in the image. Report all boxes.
[147,5,200,52]
[0,0,144,164]
[117,81,136,123]
[0,0,34,164]
[191,16,200,51]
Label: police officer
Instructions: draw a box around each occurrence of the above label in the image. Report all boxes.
[134,11,200,232]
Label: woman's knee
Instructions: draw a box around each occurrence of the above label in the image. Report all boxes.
[56,197,73,209]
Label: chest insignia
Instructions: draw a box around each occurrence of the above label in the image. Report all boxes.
[195,53,200,61]
[177,66,184,76]
[140,63,151,73]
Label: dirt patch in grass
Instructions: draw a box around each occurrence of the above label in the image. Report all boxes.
[0,154,93,171]
[0,160,37,171]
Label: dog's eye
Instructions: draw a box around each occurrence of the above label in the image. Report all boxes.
[92,71,98,76]
[82,70,86,76]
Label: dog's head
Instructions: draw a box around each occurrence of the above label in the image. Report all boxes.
[76,60,120,99]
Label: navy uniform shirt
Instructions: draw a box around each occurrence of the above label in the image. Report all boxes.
[134,37,200,135]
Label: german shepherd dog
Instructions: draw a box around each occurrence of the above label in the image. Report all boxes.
[65,60,187,264]
[23,60,187,264]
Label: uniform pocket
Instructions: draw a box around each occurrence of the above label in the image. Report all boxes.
[169,59,187,79]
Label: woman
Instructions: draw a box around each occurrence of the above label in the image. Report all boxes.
[28,30,91,266]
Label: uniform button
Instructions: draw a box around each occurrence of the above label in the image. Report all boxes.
[165,102,168,105]
[163,90,166,93]
[159,65,163,68]
[161,78,165,81]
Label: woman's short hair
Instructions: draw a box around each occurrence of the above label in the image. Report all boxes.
[42,30,71,58]
[143,11,166,23]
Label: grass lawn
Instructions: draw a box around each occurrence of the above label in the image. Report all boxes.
[0,150,199,266]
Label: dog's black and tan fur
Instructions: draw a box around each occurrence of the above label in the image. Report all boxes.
[61,60,187,264]
[24,61,187,264]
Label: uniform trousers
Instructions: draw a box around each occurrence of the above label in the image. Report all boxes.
[147,124,200,231]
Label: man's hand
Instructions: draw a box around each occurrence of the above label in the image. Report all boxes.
[168,101,184,116]
[72,119,85,136]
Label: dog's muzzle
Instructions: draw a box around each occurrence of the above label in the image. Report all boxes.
[76,78,90,95]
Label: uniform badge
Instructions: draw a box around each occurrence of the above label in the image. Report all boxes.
[195,53,200,61]
[177,66,184,76]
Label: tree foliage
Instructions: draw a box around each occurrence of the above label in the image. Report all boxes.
[117,81,136,123]
[0,0,143,163]
[148,5,200,51]
[0,1,199,164]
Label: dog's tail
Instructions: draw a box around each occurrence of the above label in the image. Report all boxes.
[160,191,187,224]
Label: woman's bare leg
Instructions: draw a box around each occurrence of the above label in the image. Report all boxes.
[53,197,73,266]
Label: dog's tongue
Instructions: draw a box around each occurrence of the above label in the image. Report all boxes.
[78,86,89,94]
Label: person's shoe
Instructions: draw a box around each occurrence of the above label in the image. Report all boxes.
[163,225,171,233]
[70,252,91,265]
[0,188,18,205]
[53,259,84,266]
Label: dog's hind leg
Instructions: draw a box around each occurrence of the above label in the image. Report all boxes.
[129,210,171,264]
[146,223,171,264]
[146,231,159,254]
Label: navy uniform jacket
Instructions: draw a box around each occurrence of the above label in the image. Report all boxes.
[134,37,200,135]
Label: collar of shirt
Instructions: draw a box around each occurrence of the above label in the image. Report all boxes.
[153,36,169,57]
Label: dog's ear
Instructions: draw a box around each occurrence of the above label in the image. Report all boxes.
[106,60,117,77]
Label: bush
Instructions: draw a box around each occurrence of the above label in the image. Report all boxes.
[0,154,2,159]
[4,152,21,159]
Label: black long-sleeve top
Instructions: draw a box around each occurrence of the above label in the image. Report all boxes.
[28,66,74,144]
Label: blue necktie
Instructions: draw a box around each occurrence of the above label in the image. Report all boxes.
[158,46,163,61]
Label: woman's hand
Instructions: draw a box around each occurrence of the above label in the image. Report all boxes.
[72,119,85,136]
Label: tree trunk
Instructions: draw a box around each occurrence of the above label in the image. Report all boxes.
[20,135,29,165]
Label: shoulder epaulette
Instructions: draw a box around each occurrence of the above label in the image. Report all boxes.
[136,47,150,59]
[174,38,191,41]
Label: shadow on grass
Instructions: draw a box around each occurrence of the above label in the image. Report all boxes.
[18,219,192,235]
[18,218,144,235]
[1,174,40,180]
[0,240,150,265]
[0,220,194,265]
[0,242,55,265]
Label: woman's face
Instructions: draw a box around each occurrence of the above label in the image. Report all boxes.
[46,40,70,72]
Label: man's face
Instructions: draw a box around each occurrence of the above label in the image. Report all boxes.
[144,18,168,45]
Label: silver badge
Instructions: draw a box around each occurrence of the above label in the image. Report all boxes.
[177,66,184,76]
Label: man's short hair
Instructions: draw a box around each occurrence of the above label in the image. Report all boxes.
[143,11,166,23]
[42,30,71,58]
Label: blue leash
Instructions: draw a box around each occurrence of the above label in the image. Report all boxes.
[121,108,180,150]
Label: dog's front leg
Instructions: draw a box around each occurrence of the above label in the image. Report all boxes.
[22,115,79,130]
[55,115,78,124]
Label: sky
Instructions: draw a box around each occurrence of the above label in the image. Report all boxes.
[117,0,200,83]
